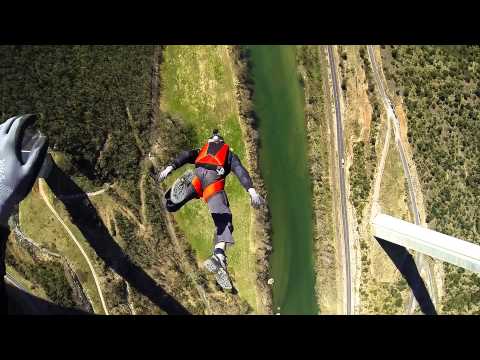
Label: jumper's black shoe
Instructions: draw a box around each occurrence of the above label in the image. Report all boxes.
[203,249,232,290]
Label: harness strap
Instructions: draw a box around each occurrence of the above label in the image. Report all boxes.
[191,176,225,202]
[192,176,203,197]
[203,179,225,202]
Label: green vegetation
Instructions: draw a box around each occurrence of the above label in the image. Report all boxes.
[338,46,349,92]
[7,252,76,308]
[350,141,371,216]
[115,211,152,268]
[5,237,76,308]
[382,45,480,314]
[297,46,338,313]
[347,46,382,221]
[379,139,412,222]
[0,45,154,187]
[6,264,47,298]
[0,46,158,312]
[361,277,408,314]
[160,45,256,309]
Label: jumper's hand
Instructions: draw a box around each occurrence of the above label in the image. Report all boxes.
[158,165,174,182]
[0,115,48,226]
[248,188,264,209]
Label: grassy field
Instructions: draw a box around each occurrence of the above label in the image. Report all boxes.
[368,137,412,313]
[379,140,412,222]
[160,45,256,309]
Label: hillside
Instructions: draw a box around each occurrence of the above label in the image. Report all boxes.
[381,45,480,314]
[1,45,256,314]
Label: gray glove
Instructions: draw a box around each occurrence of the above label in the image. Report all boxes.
[0,115,48,226]
[158,165,174,182]
[248,188,264,209]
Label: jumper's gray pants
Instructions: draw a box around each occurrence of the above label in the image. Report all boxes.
[206,191,234,245]
[165,167,234,246]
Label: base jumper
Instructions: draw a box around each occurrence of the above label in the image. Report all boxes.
[153,129,264,290]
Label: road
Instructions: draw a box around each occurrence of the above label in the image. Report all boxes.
[327,46,352,315]
[367,45,436,313]
[5,225,45,295]
[38,178,109,315]
[4,272,44,313]
[5,273,29,292]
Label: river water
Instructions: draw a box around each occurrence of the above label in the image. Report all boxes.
[247,45,318,314]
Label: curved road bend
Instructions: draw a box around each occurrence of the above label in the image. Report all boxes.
[4,273,43,313]
[327,46,352,315]
[5,273,28,292]
[367,45,436,313]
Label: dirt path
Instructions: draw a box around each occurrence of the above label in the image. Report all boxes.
[139,171,148,225]
[126,105,145,157]
[125,282,136,315]
[116,203,144,231]
[57,185,111,201]
[38,178,109,315]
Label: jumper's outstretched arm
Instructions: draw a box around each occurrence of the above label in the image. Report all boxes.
[230,153,264,209]
[154,149,200,182]
[0,114,48,314]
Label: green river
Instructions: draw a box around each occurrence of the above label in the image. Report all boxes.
[247,45,318,315]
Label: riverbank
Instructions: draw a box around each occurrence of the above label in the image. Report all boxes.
[230,46,273,314]
[296,46,341,314]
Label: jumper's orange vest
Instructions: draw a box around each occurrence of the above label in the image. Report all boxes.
[192,142,229,202]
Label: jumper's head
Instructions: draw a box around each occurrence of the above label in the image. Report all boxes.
[208,129,224,143]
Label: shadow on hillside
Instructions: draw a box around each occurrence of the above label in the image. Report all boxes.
[374,237,437,315]
[6,282,90,315]
[40,155,190,315]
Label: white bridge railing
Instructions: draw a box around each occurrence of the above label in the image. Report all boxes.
[372,213,480,274]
